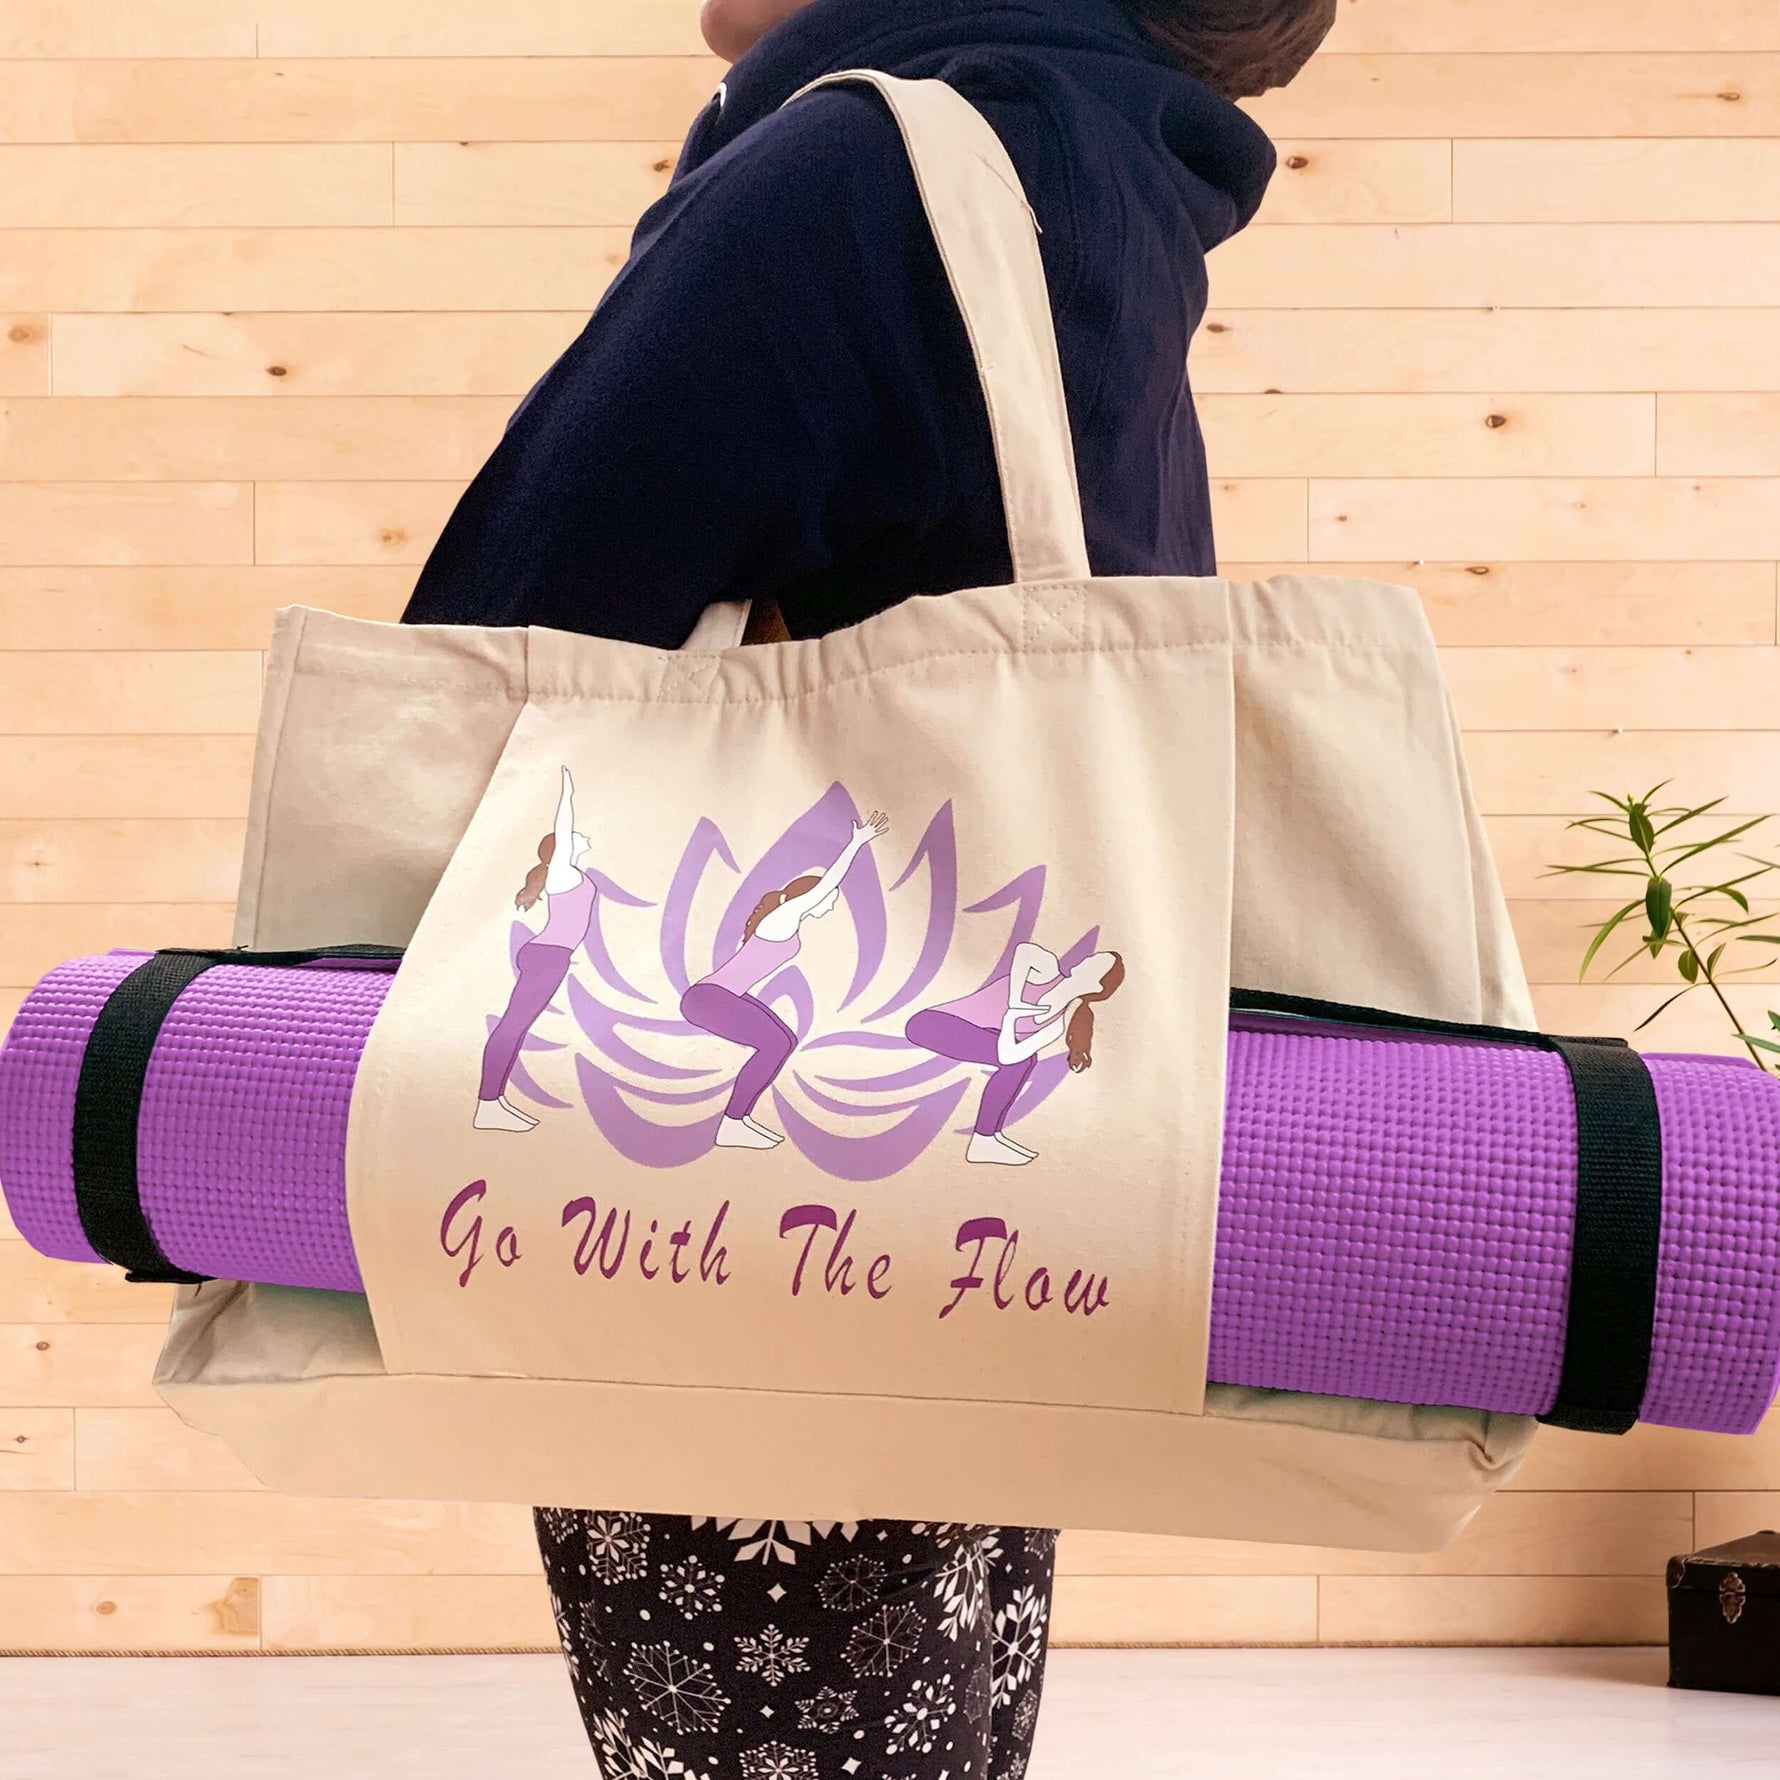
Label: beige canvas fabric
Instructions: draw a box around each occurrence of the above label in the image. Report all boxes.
[153,71,1537,1547]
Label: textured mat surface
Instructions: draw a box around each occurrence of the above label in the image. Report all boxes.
[3,953,1778,1432]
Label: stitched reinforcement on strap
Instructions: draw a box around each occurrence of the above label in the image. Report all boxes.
[1229,986,1663,1436]
[70,945,404,1284]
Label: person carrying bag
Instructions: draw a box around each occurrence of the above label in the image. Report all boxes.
[147,4,1541,1775]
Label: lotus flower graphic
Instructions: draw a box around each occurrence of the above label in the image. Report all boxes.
[495,783,1103,1181]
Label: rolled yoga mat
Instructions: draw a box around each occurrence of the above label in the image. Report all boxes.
[3,950,1779,1435]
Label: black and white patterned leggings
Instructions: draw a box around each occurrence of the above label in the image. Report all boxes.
[535,1510,1058,1779]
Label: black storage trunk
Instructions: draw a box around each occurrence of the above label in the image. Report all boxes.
[1668,1531,1780,1695]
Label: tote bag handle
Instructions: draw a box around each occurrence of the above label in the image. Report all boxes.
[684,69,1093,652]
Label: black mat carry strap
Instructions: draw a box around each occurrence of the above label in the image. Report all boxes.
[70,945,403,1286]
[1229,987,1664,1437]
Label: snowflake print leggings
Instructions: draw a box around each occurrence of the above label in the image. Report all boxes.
[534,1510,1058,1779]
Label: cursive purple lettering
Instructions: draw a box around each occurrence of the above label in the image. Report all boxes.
[942,1217,1110,1320]
[440,1180,521,1288]
[941,1216,1007,1319]
[561,1196,631,1279]
[780,1203,890,1299]
[701,1200,732,1285]
[1063,1267,1110,1318]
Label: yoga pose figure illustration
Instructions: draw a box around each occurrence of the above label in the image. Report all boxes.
[905,941,1125,1165]
[475,767,597,1132]
[682,810,889,1150]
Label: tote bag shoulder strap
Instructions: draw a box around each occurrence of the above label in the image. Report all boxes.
[684,70,1093,652]
[791,69,1091,587]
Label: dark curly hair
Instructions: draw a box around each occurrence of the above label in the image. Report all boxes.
[1113,0,1338,98]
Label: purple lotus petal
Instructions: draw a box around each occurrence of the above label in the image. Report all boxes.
[508,1056,574,1112]
[586,869,655,909]
[772,1078,971,1183]
[660,817,740,996]
[580,891,654,1003]
[483,1008,566,1054]
[812,1053,958,1092]
[964,865,1046,988]
[567,976,713,1079]
[576,1055,721,1168]
[568,974,698,1041]
[1060,928,1100,968]
[789,1071,953,1121]
[862,801,958,1024]
[590,1071,732,1109]
[801,1029,914,1053]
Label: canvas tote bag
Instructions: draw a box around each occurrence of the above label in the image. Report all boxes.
[152,71,1538,1550]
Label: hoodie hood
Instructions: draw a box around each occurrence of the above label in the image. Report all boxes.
[679,0,1277,247]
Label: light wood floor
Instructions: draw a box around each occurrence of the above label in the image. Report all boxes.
[1,1646,1773,1777]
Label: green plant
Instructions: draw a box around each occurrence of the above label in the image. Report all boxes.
[1546,782,1780,1071]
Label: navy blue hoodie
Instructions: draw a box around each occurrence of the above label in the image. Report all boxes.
[402,0,1276,644]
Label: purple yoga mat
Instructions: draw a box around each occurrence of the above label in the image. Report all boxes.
[3,951,1779,1434]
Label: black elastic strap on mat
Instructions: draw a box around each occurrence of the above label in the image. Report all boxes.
[1537,1034,1664,1436]
[70,944,404,1285]
[1230,986,1663,1437]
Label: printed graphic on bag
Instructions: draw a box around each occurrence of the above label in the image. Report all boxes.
[474,770,1125,1182]
[340,601,1228,1421]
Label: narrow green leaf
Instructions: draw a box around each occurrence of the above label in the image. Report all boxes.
[1665,817,1771,869]
[1645,877,1673,942]
[1633,985,1695,1030]
[1653,796,1728,835]
[1544,860,1646,878]
[1578,901,1645,979]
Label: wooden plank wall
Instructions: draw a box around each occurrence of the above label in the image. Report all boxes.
[1,0,1777,1653]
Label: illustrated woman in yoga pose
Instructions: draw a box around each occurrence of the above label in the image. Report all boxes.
[682,810,889,1149]
[475,766,597,1132]
[906,941,1125,1164]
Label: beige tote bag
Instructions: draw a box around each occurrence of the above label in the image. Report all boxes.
[153,71,1538,1549]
